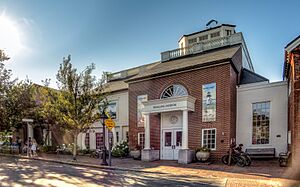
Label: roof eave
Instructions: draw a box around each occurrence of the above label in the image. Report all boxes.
[285,35,300,52]
[126,58,231,83]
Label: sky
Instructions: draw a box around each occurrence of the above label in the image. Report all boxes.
[0,0,299,87]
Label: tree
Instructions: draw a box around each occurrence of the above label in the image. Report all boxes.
[0,79,36,131]
[43,55,108,160]
[0,58,35,132]
[0,49,10,62]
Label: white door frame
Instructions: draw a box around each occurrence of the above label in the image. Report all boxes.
[161,127,182,160]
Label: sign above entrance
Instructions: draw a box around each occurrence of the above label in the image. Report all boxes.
[142,95,196,114]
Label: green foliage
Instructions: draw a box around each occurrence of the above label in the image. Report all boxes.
[78,149,92,155]
[39,55,109,159]
[0,60,36,131]
[195,146,211,153]
[112,140,129,157]
[0,131,12,142]
[40,145,56,153]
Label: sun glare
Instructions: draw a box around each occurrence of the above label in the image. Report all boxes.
[0,15,22,58]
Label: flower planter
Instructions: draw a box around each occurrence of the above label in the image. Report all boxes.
[196,151,210,162]
[130,150,141,160]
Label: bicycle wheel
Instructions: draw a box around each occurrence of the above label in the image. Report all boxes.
[236,156,246,167]
[245,155,252,166]
[222,155,235,165]
[221,155,229,165]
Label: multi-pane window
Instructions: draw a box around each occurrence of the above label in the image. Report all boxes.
[252,101,270,144]
[160,84,188,99]
[126,131,129,141]
[199,35,208,41]
[188,38,197,44]
[96,133,104,149]
[226,30,232,36]
[202,128,216,150]
[138,132,145,149]
[210,31,220,38]
[85,133,90,149]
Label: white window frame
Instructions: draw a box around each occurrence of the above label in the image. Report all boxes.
[251,101,271,145]
[138,132,145,148]
[202,128,217,151]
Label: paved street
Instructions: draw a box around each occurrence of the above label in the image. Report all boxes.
[0,156,226,187]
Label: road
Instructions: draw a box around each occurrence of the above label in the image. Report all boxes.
[0,156,226,187]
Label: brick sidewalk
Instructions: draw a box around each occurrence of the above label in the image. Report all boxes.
[4,153,300,187]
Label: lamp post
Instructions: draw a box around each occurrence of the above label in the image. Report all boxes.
[100,110,108,166]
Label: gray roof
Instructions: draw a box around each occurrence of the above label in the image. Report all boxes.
[127,45,241,82]
[103,62,160,93]
[103,80,128,93]
[239,68,268,85]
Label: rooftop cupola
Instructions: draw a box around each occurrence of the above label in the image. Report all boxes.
[160,21,254,71]
[178,20,236,49]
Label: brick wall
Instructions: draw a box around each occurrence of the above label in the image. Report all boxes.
[128,59,240,159]
[287,49,300,174]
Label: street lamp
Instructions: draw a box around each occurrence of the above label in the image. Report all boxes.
[100,110,108,166]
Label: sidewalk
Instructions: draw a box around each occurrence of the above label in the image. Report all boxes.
[1,153,299,187]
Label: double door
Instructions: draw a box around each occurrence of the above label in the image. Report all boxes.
[161,129,182,160]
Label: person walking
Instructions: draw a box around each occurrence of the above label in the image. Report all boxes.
[31,139,38,157]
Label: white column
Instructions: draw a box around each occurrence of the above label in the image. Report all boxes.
[182,110,188,149]
[112,128,117,147]
[144,113,150,150]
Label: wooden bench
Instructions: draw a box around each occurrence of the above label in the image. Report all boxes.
[245,148,275,158]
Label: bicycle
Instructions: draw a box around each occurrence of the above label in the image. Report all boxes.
[221,142,247,167]
[235,144,251,166]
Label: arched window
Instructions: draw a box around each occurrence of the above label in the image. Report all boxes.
[160,84,188,99]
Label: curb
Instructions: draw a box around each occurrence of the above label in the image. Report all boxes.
[0,153,160,174]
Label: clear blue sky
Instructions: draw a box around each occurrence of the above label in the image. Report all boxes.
[0,0,299,87]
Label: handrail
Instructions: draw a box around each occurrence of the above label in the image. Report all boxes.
[161,32,243,62]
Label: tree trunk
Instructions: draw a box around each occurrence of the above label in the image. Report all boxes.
[73,132,78,161]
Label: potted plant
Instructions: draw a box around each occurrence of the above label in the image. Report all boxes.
[130,145,142,160]
[195,146,211,162]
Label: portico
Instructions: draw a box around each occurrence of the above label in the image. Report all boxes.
[141,95,196,163]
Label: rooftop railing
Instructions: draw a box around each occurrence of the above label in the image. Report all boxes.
[161,32,243,62]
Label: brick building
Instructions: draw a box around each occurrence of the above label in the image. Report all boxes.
[284,35,300,165]
[125,24,288,163]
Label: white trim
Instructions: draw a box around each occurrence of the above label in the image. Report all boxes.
[237,81,287,92]
[285,37,300,52]
[201,128,217,151]
[160,84,188,99]
[251,101,271,146]
[142,95,196,114]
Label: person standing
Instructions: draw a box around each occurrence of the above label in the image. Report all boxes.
[16,137,22,154]
[31,139,38,157]
[27,137,32,157]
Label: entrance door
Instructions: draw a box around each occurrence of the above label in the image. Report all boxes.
[162,129,182,160]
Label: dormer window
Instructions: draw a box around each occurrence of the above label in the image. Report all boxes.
[210,31,220,38]
[188,38,197,44]
[199,35,208,42]
[226,30,232,36]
